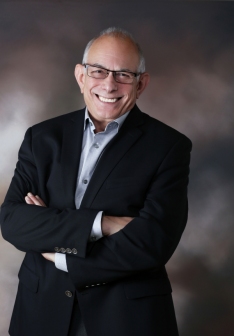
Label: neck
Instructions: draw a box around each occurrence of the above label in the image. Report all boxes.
[88,114,112,133]
[94,120,109,133]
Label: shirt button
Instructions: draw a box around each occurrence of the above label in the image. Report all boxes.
[60,248,66,253]
[94,143,99,148]
[83,179,88,184]
[65,290,73,298]
[66,248,72,254]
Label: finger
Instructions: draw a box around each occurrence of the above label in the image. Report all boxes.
[41,253,50,261]
[25,196,34,205]
[122,216,134,224]
[35,195,47,207]
[27,193,44,206]
[126,216,134,223]
[27,193,41,206]
[41,253,55,263]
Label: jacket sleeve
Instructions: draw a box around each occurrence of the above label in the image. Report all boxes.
[66,136,192,289]
[0,128,99,258]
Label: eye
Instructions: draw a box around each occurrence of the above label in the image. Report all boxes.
[116,72,131,79]
[91,68,106,75]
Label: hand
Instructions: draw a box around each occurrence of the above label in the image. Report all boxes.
[41,252,55,263]
[101,216,134,236]
[25,193,47,207]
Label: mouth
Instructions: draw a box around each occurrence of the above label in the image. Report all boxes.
[95,94,122,103]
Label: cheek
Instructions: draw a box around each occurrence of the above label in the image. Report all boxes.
[128,85,137,97]
[127,89,137,101]
[123,88,135,99]
[84,85,95,99]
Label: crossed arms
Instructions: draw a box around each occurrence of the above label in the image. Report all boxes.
[0,125,192,288]
[25,192,133,264]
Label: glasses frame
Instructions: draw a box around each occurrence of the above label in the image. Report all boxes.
[83,63,141,84]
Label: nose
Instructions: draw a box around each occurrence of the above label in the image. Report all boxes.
[101,72,118,92]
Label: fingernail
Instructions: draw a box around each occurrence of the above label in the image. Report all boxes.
[28,192,32,196]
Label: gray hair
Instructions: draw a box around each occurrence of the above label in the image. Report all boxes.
[82,27,145,73]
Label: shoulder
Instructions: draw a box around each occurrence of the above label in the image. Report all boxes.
[138,109,192,148]
[29,108,85,137]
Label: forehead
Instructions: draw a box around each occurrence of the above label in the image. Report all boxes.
[86,36,139,70]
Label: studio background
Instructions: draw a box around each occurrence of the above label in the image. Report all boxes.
[0,1,233,335]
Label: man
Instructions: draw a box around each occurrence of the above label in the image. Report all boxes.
[1,27,192,336]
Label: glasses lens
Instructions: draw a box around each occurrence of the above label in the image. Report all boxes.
[87,66,107,79]
[115,72,134,83]
[86,65,137,83]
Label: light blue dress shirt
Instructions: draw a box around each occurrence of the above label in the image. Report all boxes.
[55,108,130,272]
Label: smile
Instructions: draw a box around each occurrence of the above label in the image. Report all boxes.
[96,95,121,103]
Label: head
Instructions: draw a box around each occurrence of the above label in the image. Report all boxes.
[75,27,150,126]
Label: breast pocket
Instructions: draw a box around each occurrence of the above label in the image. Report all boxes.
[105,176,139,189]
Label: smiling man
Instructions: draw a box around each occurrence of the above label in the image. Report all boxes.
[75,33,149,131]
[1,27,192,336]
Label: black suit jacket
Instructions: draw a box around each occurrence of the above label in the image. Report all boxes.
[1,105,192,336]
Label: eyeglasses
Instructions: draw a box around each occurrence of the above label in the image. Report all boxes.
[83,64,141,84]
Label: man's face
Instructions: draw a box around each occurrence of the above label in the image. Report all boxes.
[75,36,149,124]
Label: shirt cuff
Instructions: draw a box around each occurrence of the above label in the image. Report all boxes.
[55,253,68,272]
[90,211,103,242]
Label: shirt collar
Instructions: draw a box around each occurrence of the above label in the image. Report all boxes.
[84,108,130,132]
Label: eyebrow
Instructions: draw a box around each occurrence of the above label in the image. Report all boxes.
[91,63,134,73]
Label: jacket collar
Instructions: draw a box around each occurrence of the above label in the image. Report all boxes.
[80,105,147,208]
[61,105,146,208]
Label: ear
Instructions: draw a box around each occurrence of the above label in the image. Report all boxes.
[136,72,150,99]
[74,64,85,94]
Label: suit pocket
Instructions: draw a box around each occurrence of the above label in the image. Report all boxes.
[124,275,172,299]
[105,176,138,189]
[18,262,39,293]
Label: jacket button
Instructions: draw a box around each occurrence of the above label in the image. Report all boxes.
[66,248,72,254]
[65,290,73,298]
[54,247,60,252]
[60,248,66,253]
[72,248,77,254]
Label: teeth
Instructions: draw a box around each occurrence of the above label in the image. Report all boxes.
[98,96,118,103]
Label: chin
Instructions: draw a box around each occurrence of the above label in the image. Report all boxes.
[95,107,123,119]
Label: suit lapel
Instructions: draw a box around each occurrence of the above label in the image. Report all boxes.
[80,105,146,208]
[61,108,85,208]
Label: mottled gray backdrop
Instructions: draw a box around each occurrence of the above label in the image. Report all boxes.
[0,1,234,335]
